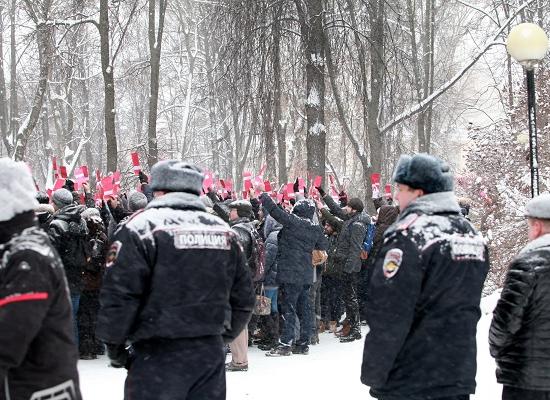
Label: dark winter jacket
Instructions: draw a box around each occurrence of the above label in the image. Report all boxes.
[47,204,89,295]
[0,212,81,400]
[97,192,255,346]
[369,205,400,263]
[362,192,489,400]
[263,215,282,287]
[489,233,550,391]
[82,215,107,292]
[324,232,342,276]
[259,194,328,285]
[323,195,370,274]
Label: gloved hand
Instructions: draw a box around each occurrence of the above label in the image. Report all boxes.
[316,186,326,197]
[206,188,219,203]
[138,170,148,184]
[293,178,300,193]
[106,343,132,369]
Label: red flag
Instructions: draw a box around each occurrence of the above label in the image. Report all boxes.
[53,178,65,191]
[112,171,121,186]
[95,170,101,183]
[131,152,141,175]
[370,173,381,185]
[52,157,58,171]
[264,181,272,192]
[371,173,381,198]
[243,171,252,192]
[59,166,67,179]
[313,176,322,188]
[385,184,392,198]
[101,176,115,199]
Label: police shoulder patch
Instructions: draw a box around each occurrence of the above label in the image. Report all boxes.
[382,248,403,279]
[105,241,122,268]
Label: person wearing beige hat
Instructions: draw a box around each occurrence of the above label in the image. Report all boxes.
[490,193,550,400]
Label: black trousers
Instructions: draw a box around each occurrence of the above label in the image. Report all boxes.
[124,337,225,400]
[321,274,343,322]
[503,386,550,400]
[342,271,360,333]
[77,290,101,355]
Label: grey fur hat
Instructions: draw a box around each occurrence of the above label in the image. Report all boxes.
[52,188,74,208]
[149,160,204,195]
[392,154,454,194]
[128,191,148,212]
[525,193,550,220]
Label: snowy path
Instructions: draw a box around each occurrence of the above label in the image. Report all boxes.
[79,293,502,399]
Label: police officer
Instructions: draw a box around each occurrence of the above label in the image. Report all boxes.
[361,154,489,400]
[96,160,255,400]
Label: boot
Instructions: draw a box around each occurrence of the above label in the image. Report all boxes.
[266,342,292,357]
[225,361,248,372]
[339,330,362,343]
[292,342,310,355]
[319,320,326,334]
[335,319,351,337]
[329,321,337,334]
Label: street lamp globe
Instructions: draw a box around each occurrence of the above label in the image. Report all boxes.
[506,23,549,68]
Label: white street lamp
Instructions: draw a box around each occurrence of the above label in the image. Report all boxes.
[507,23,549,197]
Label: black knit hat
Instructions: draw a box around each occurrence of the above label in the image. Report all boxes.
[393,154,454,194]
[150,160,204,195]
[348,197,364,213]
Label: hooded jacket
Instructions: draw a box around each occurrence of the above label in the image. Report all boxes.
[361,192,489,400]
[263,215,283,287]
[490,233,550,391]
[97,192,255,346]
[0,212,81,400]
[47,204,89,294]
[259,194,328,285]
[322,194,371,273]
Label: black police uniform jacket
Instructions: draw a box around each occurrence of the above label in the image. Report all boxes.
[361,192,489,400]
[490,233,550,391]
[0,212,81,400]
[96,192,255,346]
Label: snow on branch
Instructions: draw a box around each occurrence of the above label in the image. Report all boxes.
[380,0,537,135]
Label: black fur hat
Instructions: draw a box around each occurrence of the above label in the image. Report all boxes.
[392,154,454,194]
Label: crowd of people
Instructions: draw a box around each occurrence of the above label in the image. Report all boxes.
[0,153,549,400]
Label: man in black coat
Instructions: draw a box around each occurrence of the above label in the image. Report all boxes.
[48,188,89,344]
[490,193,550,400]
[259,193,328,356]
[0,158,81,400]
[317,190,370,342]
[96,160,255,400]
[361,154,489,400]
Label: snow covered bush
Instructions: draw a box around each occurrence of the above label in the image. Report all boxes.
[463,68,550,294]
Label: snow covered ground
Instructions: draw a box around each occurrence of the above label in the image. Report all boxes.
[79,292,503,399]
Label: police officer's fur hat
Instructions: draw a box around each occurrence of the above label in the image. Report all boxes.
[393,154,454,194]
[0,158,39,222]
[150,160,204,195]
[525,193,550,220]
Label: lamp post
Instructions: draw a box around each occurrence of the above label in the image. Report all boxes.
[507,23,549,197]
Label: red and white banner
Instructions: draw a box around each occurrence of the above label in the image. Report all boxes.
[243,171,253,192]
[384,184,392,199]
[59,166,68,179]
[371,173,381,198]
[131,152,141,175]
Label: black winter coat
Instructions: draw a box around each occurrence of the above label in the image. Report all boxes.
[47,204,89,295]
[0,212,81,400]
[361,192,489,400]
[259,194,328,285]
[263,216,282,287]
[323,195,370,274]
[490,233,550,391]
[96,192,255,346]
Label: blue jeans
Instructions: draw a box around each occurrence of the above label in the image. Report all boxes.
[71,294,80,345]
[279,283,312,345]
[264,288,279,314]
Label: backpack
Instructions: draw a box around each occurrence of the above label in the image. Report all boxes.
[360,223,376,260]
[234,223,266,282]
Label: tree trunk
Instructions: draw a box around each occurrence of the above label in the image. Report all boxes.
[295,0,326,180]
[272,4,287,184]
[0,6,10,155]
[9,0,18,148]
[13,23,53,161]
[147,0,167,168]
[205,35,220,171]
[99,0,118,172]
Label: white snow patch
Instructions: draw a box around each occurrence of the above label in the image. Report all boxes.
[307,87,320,108]
[79,296,502,399]
[309,122,326,136]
